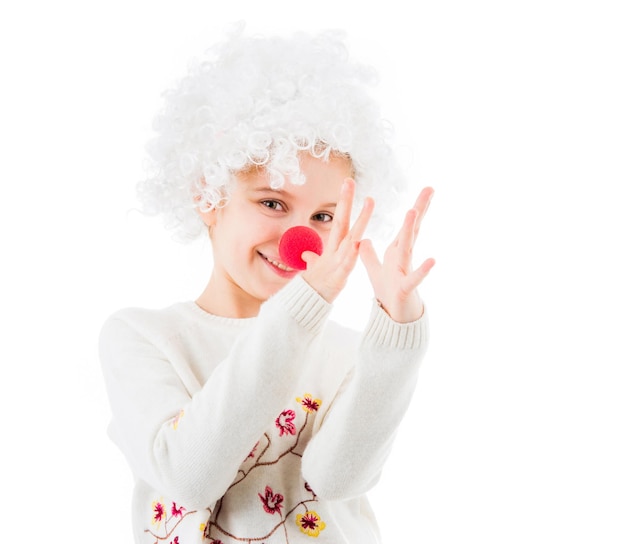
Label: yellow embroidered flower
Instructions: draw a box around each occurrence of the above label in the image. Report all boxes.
[296,393,321,413]
[296,510,326,537]
[171,409,185,429]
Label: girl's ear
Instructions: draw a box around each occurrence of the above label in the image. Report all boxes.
[197,207,217,228]
[194,183,219,228]
[195,177,229,229]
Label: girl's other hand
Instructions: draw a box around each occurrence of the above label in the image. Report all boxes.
[359,187,435,323]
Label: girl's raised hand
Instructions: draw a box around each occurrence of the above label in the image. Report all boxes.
[359,187,435,323]
[301,178,374,303]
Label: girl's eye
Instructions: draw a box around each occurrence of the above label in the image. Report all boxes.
[312,212,333,223]
[261,200,284,211]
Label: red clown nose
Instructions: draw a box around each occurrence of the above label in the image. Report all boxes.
[278,226,323,270]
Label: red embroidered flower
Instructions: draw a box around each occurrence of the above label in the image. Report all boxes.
[258,485,284,515]
[152,500,166,525]
[171,502,185,518]
[296,393,321,413]
[169,537,179,544]
[296,510,326,536]
[247,441,259,459]
[275,409,297,436]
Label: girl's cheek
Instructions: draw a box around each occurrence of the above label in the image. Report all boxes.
[252,217,284,240]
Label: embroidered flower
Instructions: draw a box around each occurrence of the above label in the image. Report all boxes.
[171,409,185,429]
[171,502,185,518]
[247,441,259,459]
[152,500,167,525]
[296,393,321,413]
[258,485,284,515]
[275,409,297,436]
[296,510,326,537]
[169,537,179,544]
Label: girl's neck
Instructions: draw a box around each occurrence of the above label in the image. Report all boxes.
[195,273,262,319]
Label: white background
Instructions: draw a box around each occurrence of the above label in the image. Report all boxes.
[1,1,625,542]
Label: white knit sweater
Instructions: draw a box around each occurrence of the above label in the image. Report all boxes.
[99,275,429,544]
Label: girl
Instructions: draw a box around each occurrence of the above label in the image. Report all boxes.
[100,28,434,544]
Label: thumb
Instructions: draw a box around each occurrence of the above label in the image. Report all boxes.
[300,250,320,270]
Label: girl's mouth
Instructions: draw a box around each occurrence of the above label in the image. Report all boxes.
[259,252,297,276]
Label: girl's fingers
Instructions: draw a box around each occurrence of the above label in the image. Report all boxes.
[412,187,434,237]
[403,257,436,291]
[348,196,375,242]
[397,208,418,271]
[389,187,433,246]
[327,178,355,250]
[358,239,381,280]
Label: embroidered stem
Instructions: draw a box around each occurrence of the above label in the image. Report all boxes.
[143,510,197,541]
[207,499,317,542]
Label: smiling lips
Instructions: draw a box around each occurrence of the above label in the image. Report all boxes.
[259,252,296,275]
[265,255,294,272]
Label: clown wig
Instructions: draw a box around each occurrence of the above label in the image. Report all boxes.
[138,27,407,240]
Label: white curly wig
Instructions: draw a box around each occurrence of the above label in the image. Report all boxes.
[138,26,407,240]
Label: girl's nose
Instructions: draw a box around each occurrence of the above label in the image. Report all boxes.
[278,226,323,270]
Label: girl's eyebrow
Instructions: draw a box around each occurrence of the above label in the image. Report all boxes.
[249,186,287,195]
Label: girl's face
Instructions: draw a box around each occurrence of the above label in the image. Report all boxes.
[199,153,354,318]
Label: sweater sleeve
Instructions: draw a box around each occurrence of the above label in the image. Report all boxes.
[300,300,429,500]
[99,276,331,509]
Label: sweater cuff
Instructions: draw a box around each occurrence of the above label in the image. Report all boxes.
[267,275,332,335]
[363,300,429,350]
